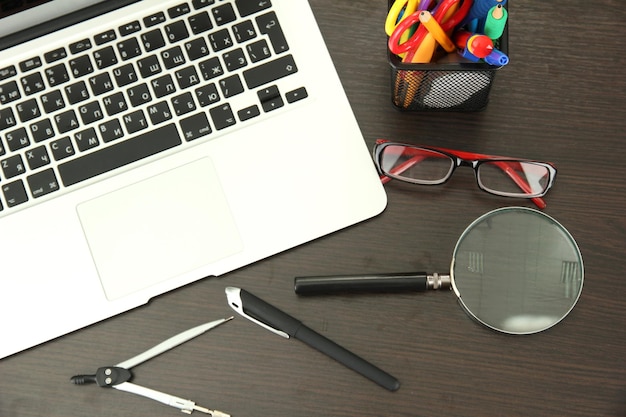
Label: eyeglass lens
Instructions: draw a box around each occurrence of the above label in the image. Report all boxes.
[380,145,551,197]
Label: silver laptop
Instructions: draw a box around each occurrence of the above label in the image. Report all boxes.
[0,0,386,359]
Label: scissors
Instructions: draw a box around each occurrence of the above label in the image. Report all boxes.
[385,0,422,37]
[388,0,473,63]
[71,317,233,415]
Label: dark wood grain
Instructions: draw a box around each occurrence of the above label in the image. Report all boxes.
[2,1,625,416]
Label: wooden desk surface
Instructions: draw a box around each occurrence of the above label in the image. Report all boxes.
[2,1,625,416]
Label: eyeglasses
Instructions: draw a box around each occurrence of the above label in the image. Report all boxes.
[372,140,557,209]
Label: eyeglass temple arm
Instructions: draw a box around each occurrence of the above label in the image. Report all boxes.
[436,147,547,209]
[378,146,547,209]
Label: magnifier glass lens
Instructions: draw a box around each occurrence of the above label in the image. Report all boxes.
[452,208,583,334]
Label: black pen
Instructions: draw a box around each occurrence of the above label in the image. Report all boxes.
[225,287,400,391]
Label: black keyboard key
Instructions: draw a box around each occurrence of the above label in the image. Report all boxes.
[123,110,148,133]
[99,119,124,143]
[257,85,283,112]
[65,81,90,104]
[223,48,247,72]
[69,55,94,78]
[74,127,100,152]
[257,12,289,54]
[89,73,114,95]
[50,136,75,161]
[165,21,190,43]
[235,0,271,17]
[195,83,219,107]
[0,65,17,80]
[171,92,196,116]
[40,90,65,113]
[93,46,118,69]
[117,38,142,60]
[127,83,152,107]
[58,123,181,186]
[78,101,104,124]
[25,145,51,170]
[5,127,30,151]
[184,38,210,60]
[21,72,45,95]
[243,54,297,89]
[94,30,117,45]
[16,98,41,122]
[219,74,244,98]
[192,0,215,10]
[141,29,166,52]
[180,112,211,141]
[209,103,236,130]
[119,21,141,36]
[233,20,256,43]
[1,179,28,207]
[1,154,26,178]
[168,3,191,18]
[0,80,20,104]
[44,47,67,63]
[208,29,233,52]
[30,119,55,142]
[175,66,200,89]
[137,55,162,78]
[54,110,79,133]
[144,12,166,27]
[151,74,176,98]
[188,12,213,34]
[246,39,271,63]
[45,63,70,86]
[237,105,260,122]
[0,138,4,156]
[198,57,223,80]
[69,39,92,54]
[113,63,138,87]
[27,168,59,198]
[161,46,186,69]
[212,3,236,26]
[103,92,128,115]
[19,57,42,73]
[147,101,173,125]
[0,108,17,130]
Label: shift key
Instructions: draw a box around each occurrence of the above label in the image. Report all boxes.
[243,55,297,89]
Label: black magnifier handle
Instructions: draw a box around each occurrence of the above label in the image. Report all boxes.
[294,272,451,295]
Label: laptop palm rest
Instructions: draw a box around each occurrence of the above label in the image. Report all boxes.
[77,158,243,301]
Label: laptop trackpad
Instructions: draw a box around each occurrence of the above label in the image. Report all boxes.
[77,158,243,301]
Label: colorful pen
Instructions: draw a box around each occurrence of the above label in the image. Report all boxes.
[483,47,509,66]
[463,0,507,32]
[418,10,455,53]
[483,4,508,40]
[454,30,494,59]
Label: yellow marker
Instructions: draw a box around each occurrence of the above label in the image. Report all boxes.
[417,11,455,53]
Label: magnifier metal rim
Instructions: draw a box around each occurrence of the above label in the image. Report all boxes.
[450,206,584,335]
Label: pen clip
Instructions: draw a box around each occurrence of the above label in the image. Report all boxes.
[225,287,290,339]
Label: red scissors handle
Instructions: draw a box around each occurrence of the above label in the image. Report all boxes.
[388,0,473,57]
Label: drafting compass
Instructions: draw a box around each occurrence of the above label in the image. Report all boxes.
[71,317,233,415]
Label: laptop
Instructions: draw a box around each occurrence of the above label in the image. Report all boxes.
[0,0,387,359]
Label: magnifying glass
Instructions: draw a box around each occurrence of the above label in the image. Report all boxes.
[294,207,584,334]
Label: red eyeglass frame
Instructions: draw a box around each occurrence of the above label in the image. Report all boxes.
[373,139,557,209]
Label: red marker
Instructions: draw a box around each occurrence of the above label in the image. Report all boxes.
[453,30,494,58]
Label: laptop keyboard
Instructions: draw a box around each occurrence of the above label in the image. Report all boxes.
[0,0,307,214]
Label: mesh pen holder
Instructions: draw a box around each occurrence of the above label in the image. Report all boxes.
[388,7,508,111]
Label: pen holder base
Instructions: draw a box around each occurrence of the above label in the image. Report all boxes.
[387,2,508,112]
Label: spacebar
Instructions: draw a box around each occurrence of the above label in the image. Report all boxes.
[58,123,182,187]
